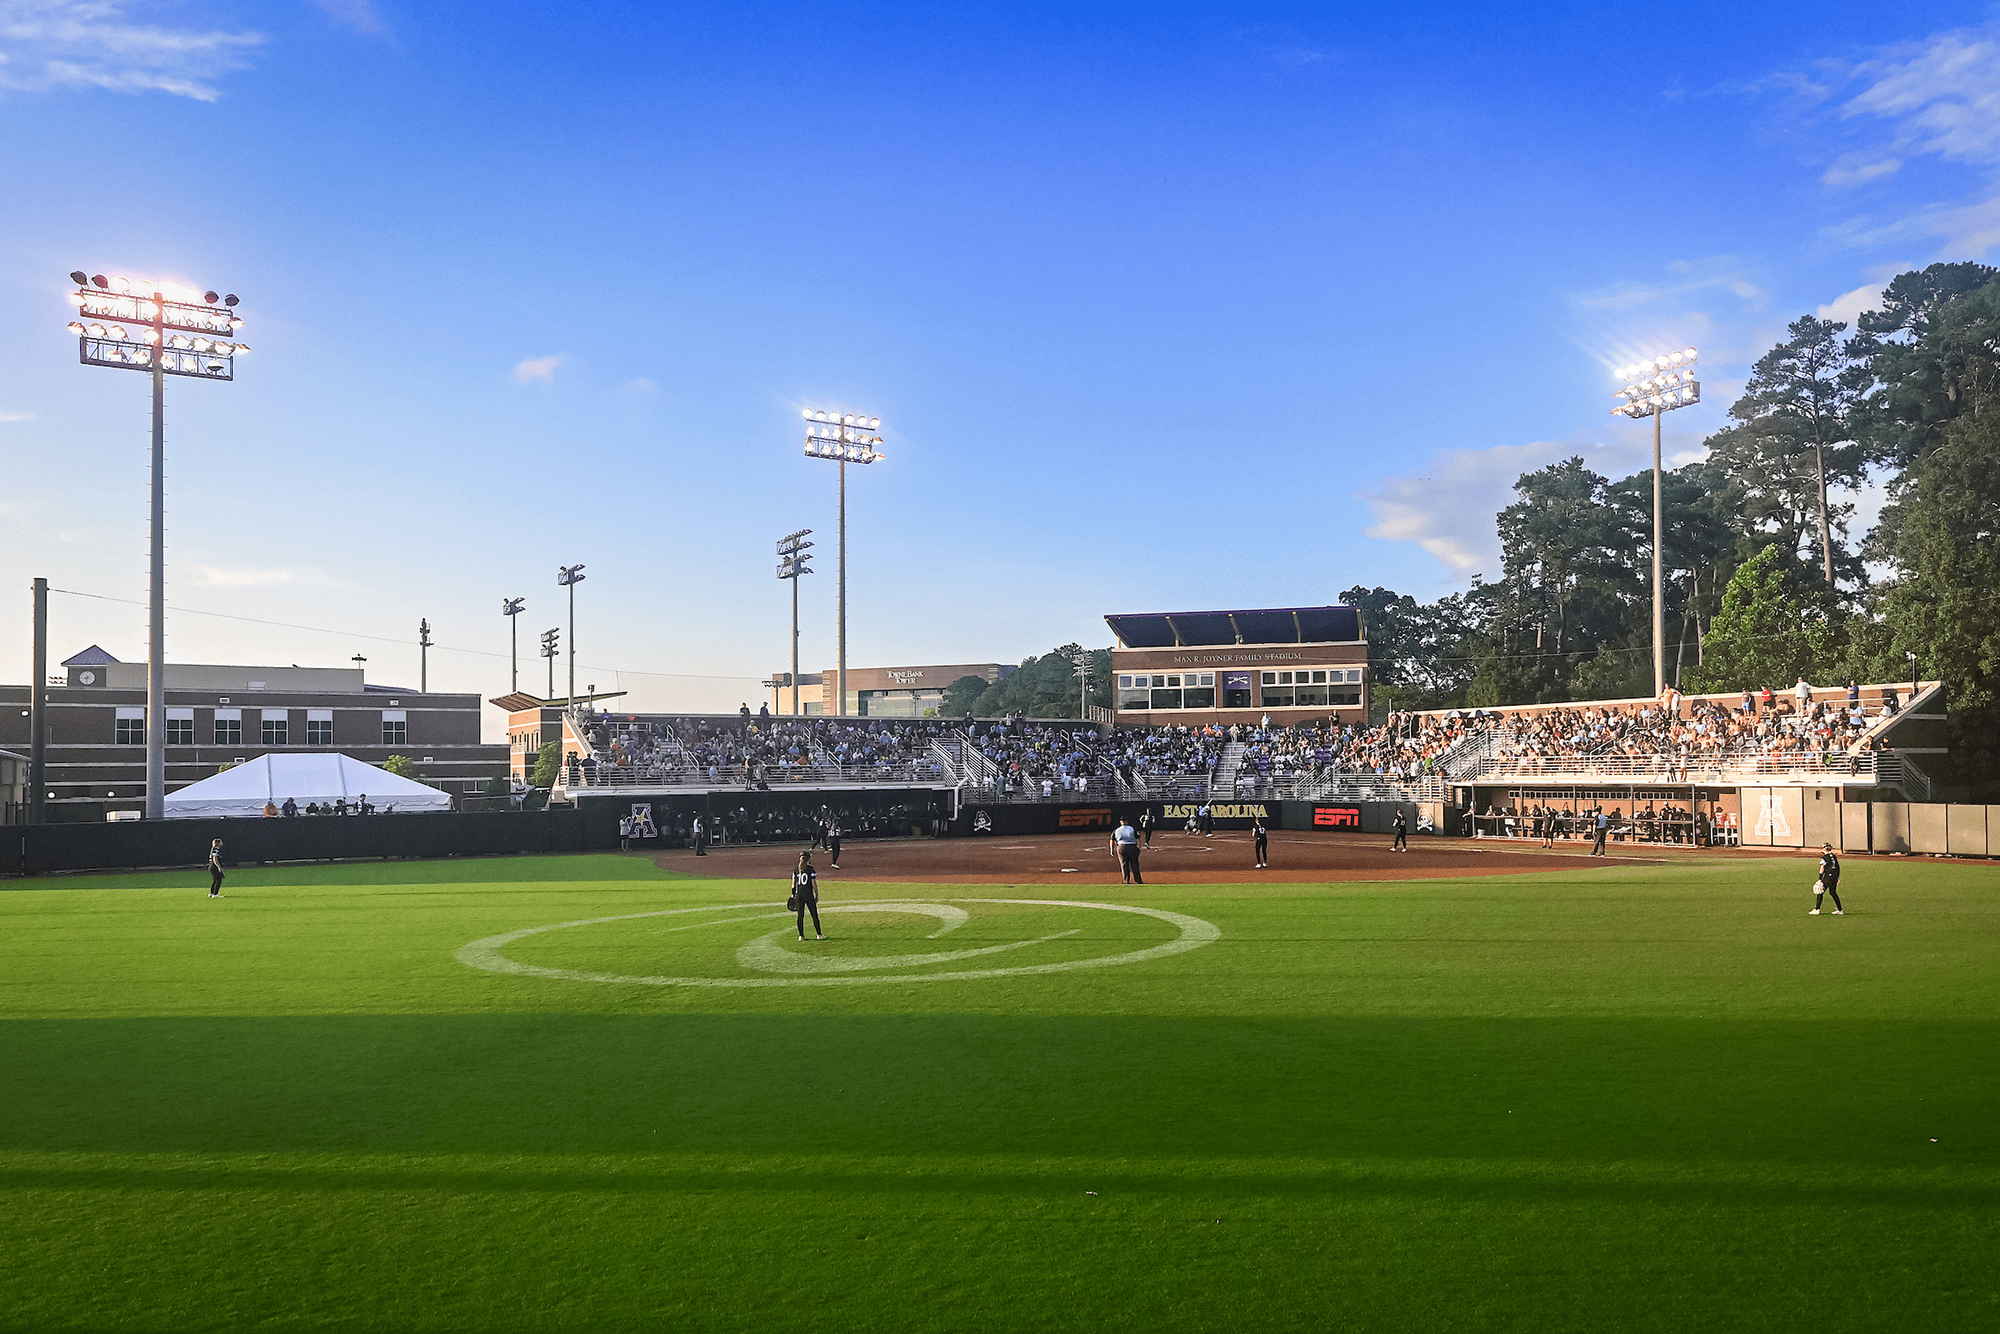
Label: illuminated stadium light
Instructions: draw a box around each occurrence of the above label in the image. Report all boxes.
[799,407,886,716]
[1610,347,1699,420]
[1608,347,1698,700]
[60,269,246,821]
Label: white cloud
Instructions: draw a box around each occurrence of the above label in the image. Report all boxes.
[0,409,32,422]
[1775,23,2000,261]
[625,376,656,393]
[0,0,263,101]
[1838,28,2000,166]
[512,354,563,383]
[1822,155,1902,187]
[1362,436,1654,582]
[313,0,386,36]
[1816,281,1883,328]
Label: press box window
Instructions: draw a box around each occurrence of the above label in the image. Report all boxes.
[381,710,408,746]
[1117,674,1150,710]
[213,709,242,745]
[261,710,288,746]
[114,707,145,745]
[306,710,333,746]
[166,708,195,746]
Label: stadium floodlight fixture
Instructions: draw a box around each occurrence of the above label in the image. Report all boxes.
[63,269,246,819]
[1609,346,1699,701]
[801,408,886,717]
[776,529,815,715]
[556,565,585,702]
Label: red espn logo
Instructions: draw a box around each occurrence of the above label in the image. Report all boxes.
[1314,806,1362,828]
[1058,807,1115,829]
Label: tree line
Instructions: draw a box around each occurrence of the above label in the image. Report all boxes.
[1347,261,2000,794]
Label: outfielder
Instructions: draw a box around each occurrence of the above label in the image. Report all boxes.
[1810,843,1844,915]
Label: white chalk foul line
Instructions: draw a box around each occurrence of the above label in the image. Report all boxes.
[453,898,1220,988]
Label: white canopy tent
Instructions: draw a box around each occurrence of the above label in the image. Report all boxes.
[163,753,452,819]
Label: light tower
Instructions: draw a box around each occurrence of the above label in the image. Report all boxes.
[800,409,885,717]
[62,271,247,819]
[1611,348,1701,698]
[418,618,433,693]
[556,564,585,702]
[502,598,526,692]
[776,530,815,715]
[540,628,561,700]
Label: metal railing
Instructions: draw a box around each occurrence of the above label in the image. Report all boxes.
[1453,749,1899,787]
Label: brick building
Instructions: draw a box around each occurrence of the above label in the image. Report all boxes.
[0,648,508,819]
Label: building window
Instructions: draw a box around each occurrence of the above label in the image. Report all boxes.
[166,716,194,745]
[1116,672,1216,710]
[382,714,408,746]
[262,717,288,746]
[307,719,332,745]
[115,710,145,745]
[214,710,242,745]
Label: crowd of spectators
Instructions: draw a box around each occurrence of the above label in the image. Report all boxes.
[572,710,948,786]
[1475,678,1899,775]
[560,677,1909,799]
[967,715,1107,795]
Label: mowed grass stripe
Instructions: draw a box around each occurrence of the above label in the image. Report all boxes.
[1,852,1996,1330]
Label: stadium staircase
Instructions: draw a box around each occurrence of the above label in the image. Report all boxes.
[1210,742,1247,799]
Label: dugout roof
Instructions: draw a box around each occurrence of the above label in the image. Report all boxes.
[1104,605,1362,648]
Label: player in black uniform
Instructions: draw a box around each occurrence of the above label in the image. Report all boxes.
[1810,842,1844,915]
[1390,808,1408,852]
[1139,810,1155,847]
[826,815,842,869]
[791,852,823,939]
[207,839,225,897]
[1252,817,1268,869]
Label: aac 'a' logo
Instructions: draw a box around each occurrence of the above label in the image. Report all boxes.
[1753,794,1791,837]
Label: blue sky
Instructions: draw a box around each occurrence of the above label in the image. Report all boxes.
[3,1,1997,726]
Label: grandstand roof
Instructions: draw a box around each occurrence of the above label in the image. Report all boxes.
[1104,605,1362,648]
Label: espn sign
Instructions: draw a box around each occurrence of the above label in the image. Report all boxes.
[1058,807,1115,829]
[1313,806,1362,828]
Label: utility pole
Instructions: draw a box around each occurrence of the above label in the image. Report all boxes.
[418,618,432,693]
[30,577,48,824]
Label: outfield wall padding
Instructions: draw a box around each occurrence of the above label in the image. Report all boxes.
[1948,805,1988,858]
[8,810,587,877]
[1840,805,1871,853]
[1909,804,1948,855]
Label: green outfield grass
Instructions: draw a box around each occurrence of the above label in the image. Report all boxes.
[1,849,1995,1331]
